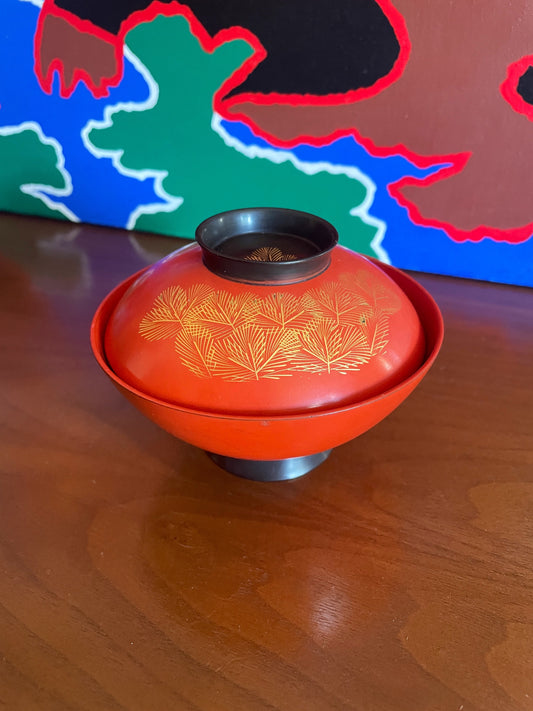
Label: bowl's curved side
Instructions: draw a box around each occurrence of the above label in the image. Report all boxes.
[90,263,443,461]
[375,259,444,364]
[110,375,420,460]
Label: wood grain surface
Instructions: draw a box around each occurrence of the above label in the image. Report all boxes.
[1,213,532,711]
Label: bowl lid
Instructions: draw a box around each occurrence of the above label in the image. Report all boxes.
[104,209,426,416]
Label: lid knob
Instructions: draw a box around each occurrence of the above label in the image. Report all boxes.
[195,207,338,285]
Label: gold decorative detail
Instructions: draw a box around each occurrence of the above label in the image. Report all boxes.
[211,325,298,381]
[244,246,297,262]
[139,284,213,341]
[291,319,372,374]
[196,290,257,339]
[174,325,215,379]
[138,273,400,380]
[255,292,311,330]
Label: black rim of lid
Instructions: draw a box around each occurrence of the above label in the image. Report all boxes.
[195,207,338,284]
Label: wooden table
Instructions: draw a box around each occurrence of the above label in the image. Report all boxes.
[1,212,532,711]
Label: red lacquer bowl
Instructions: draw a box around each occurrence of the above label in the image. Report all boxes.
[91,209,443,480]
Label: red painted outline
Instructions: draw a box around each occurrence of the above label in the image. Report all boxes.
[389,166,533,245]
[220,111,531,245]
[217,0,411,113]
[34,0,124,97]
[388,155,533,244]
[34,0,408,106]
[34,0,265,99]
[33,0,533,244]
[501,54,533,121]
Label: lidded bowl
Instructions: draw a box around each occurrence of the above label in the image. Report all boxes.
[92,208,443,480]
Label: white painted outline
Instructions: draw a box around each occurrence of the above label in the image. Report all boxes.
[81,46,183,230]
[212,113,389,263]
[0,121,79,221]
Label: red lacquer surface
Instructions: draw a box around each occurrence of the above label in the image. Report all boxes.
[92,248,442,461]
[104,245,426,416]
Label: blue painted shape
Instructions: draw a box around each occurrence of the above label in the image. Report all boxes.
[0,0,166,228]
[221,118,533,287]
[1,0,530,285]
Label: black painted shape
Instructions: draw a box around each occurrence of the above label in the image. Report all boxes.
[194,0,401,96]
[55,0,151,34]
[517,66,533,105]
[53,0,400,95]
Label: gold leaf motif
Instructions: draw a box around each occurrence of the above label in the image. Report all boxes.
[292,319,372,373]
[362,310,390,355]
[211,325,297,380]
[244,246,297,262]
[340,271,401,315]
[175,325,215,379]
[302,282,371,327]
[196,290,257,339]
[138,274,399,379]
[138,286,188,341]
[139,284,213,341]
[254,292,312,330]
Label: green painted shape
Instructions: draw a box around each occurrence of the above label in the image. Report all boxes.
[90,13,378,255]
[0,130,67,220]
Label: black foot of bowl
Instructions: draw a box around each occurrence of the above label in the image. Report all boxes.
[207,450,332,481]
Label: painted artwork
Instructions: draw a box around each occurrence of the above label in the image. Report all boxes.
[2,0,533,286]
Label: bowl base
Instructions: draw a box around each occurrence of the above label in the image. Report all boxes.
[206,450,332,481]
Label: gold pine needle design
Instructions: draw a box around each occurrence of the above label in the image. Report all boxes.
[138,274,399,379]
[139,284,213,340]
[212,326,297,380]
[361,310,390,355]
[244,246,297,262]
[340,272,402,315]
[302,282,371,327]
[255,292,311,329]
[174,325,215,379]
[196,291,257,339]
[292,319,372,373]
